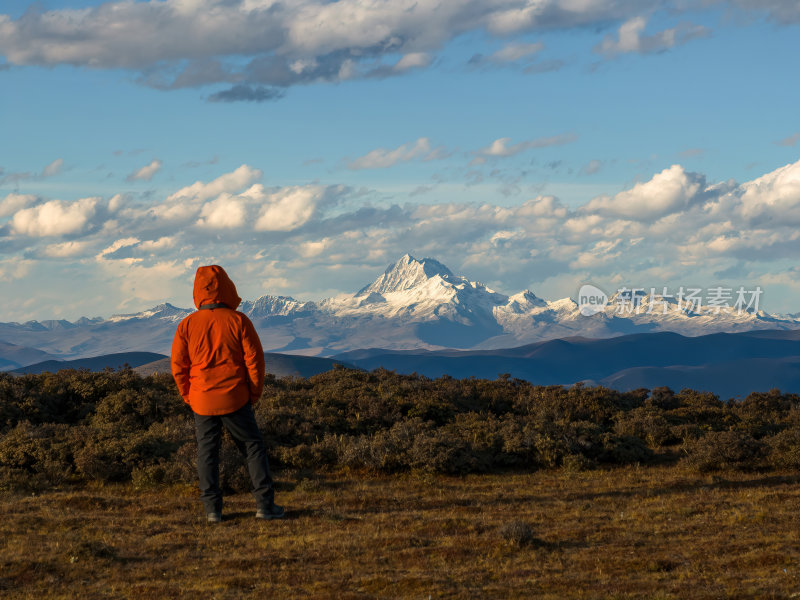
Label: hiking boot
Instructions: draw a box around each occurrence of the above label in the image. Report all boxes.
[206,512,222,524]
[255,504,285,520]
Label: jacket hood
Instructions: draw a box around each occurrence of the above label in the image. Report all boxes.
[192,265,242,310]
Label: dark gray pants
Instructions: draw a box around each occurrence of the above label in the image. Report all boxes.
[193,402,275,514]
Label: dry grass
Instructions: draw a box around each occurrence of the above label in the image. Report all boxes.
[2,465,799,599]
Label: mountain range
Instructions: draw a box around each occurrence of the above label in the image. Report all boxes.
[335,328,800,399]
[2,253,799,370]
[10,329,800,399]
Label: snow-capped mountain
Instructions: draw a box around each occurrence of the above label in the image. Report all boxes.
[1,253,799,367]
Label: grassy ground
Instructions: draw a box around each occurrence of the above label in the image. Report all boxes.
[2,465,799,599]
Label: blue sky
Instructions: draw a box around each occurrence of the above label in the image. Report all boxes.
[1,0,799,320]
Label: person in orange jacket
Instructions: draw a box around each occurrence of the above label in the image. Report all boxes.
[171,265,284,523]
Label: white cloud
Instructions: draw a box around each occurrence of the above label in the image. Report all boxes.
[12,197,100,236]
[595,16,710,58]
[0,0,695,94]
[140,237,177,251]
[41,158,64,178]
[490,42,544,62]
[167,164,262,201]
[126,159,163,182]
[476,133,578,160]
[480,137,527,158]
[0,193,37,218]
[254,185,327,231]
[41,240,93,258]
[583,164,705,221]
[9,157,800,318]
[393,52,432,71]
[98,258,196,310]
[738,159,800,224]
[0,258,34,281]
[98,237,141,258]
[348,138,444,169]
[108,193,127,213]
[197,193,248,228]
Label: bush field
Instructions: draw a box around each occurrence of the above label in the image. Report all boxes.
[2,366,800,491]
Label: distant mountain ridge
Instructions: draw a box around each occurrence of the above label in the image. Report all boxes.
[12,352,355,379]
[1,253,799,367]
[10,352,167,375]
[10,328,800,399]
[332,328,800,399]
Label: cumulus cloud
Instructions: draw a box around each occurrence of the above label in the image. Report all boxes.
[0,0,713,96]
[738,159,800,225]
[126,159,163,182]
[347,138,445,170]
[594,16,710,58]
[0,193,36,218]
[254,185,336,231]
[8,156,800,317]
[197,193,248,228]
[167,164,262,202]
[583,164,705,221]
[12,197,101,236]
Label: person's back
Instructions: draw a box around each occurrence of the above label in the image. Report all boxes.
[171,265,283,523]
[172,265,263,415]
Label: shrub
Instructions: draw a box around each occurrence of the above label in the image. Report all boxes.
[0,367,795,486]
[498,520,537,546]
[614,407,675,448]
[682,430,765,472]
[669,389,736,431]
[531,420,604,468]
[766,427,800,469]
[734,390,800,438]
[0,421,81,486]
[452,412,533,468]
[408,429,476,474]
[647,387,679,410]
[73,438,131,482]
[599,434,654,465]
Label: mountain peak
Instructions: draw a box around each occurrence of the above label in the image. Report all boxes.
[357,254,456,296]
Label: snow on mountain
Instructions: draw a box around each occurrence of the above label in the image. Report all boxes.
[241,295,304,318]
[1,254,799,363]
[356,253,455,296]
[108,303,191,323]
[325,253,509,324]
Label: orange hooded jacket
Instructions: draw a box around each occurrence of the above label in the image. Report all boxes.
[171,265,265,416]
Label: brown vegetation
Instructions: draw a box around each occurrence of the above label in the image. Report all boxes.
[2,467,799,598]
[1,367,800,597]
